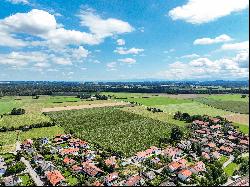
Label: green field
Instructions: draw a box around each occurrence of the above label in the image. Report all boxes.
[156,102,233,116]
[0,126,64,153]
[47,107,177,156]
[196,97,249,114]
[206,94,249,102]
[120,106,187,126]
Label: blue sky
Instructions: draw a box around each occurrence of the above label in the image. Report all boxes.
[0,0,249,81]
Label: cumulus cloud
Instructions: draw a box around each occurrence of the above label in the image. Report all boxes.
[79,9,134,38]
[117,39,125,46]
[114,47,144,55]
[159,52,249,80]
[169,0,249,24]
[0,32,27,47]
[118,58,136,64]
[0,51,48,66]
[221,41,249,51]
[194,34,232,45]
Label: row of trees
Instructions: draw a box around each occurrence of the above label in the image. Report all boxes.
[146,107,163,113]
[0,122,54,132]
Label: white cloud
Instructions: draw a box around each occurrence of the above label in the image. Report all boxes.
[52,57,72,65]
[106,62,117,71]
[7,0,29,4]
[79,9,134,38]
[118,58,136,64]
[114,47,144,55]
[34,62,50,68]
[169,0,249,24]
[221,41,249,51]
[159,52,249,80]
[117,39,125,46]
[0,32,27,47]
[0,51,48,66]
[194,34,232,45]
[0,9,57,35]
[0,9,102,49]
[181,53,200,59]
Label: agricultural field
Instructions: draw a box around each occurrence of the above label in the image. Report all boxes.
[47,107,177,156]
[205,94,249,102]
[0,113,50,129]
[195,97,249,114]
[120,106,187,126]
[156,102,233,116]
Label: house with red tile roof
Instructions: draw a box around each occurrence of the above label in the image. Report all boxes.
[124,175,142,186]
[134,146,160,162]
[59,148,79,156]
[71,165,82,173]
[82,162,103,177]
[105,156,117,168]
[168,161,181,172]
[104,172,119,186]
[92,181,104,186]
[162,146,182,159]
[190,161,206,174]
[45,170,65,186]
[178,169,192,181]
[240,139,249,146]
[63,157,76,165]
[220,146,233,155]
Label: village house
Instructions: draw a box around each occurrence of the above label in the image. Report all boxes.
[45,170,65,186]
[40,137,49,145]
[190,161,206,174]
[105,156,118,168]
[133,146,161,162]
[142,171,156,180]
[59,148,79,156]
[4,176,22,186]
[162,146,182,160]
[104,172,119,186]
[124,175,143,186]
[71,165,82,173]
[168,161,182,172]
[21,139,33,149]
[82,162,103,177]
[40,161,56,172]
[63,157,76,165]
[178,169,192,181]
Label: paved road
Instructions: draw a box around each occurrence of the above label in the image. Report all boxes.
[223,155,234,168]
[20,157,44,186]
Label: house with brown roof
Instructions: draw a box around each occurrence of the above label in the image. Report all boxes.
[220,146,233,155]
[45,170,65,186]
[124,175,142,186]
[82,162,103,177]
[133,146,160,162]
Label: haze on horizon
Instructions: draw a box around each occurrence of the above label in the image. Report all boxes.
[0,0,249,81]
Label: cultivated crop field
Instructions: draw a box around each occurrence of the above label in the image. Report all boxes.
[196,98,249,114]
[47,107,176,156]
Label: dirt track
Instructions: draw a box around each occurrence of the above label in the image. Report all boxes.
[41,102,130,113]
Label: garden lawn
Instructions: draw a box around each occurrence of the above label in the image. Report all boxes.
[224,162,239,176]
[47,107,178,157]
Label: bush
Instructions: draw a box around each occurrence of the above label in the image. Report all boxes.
[10,108,25,115]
